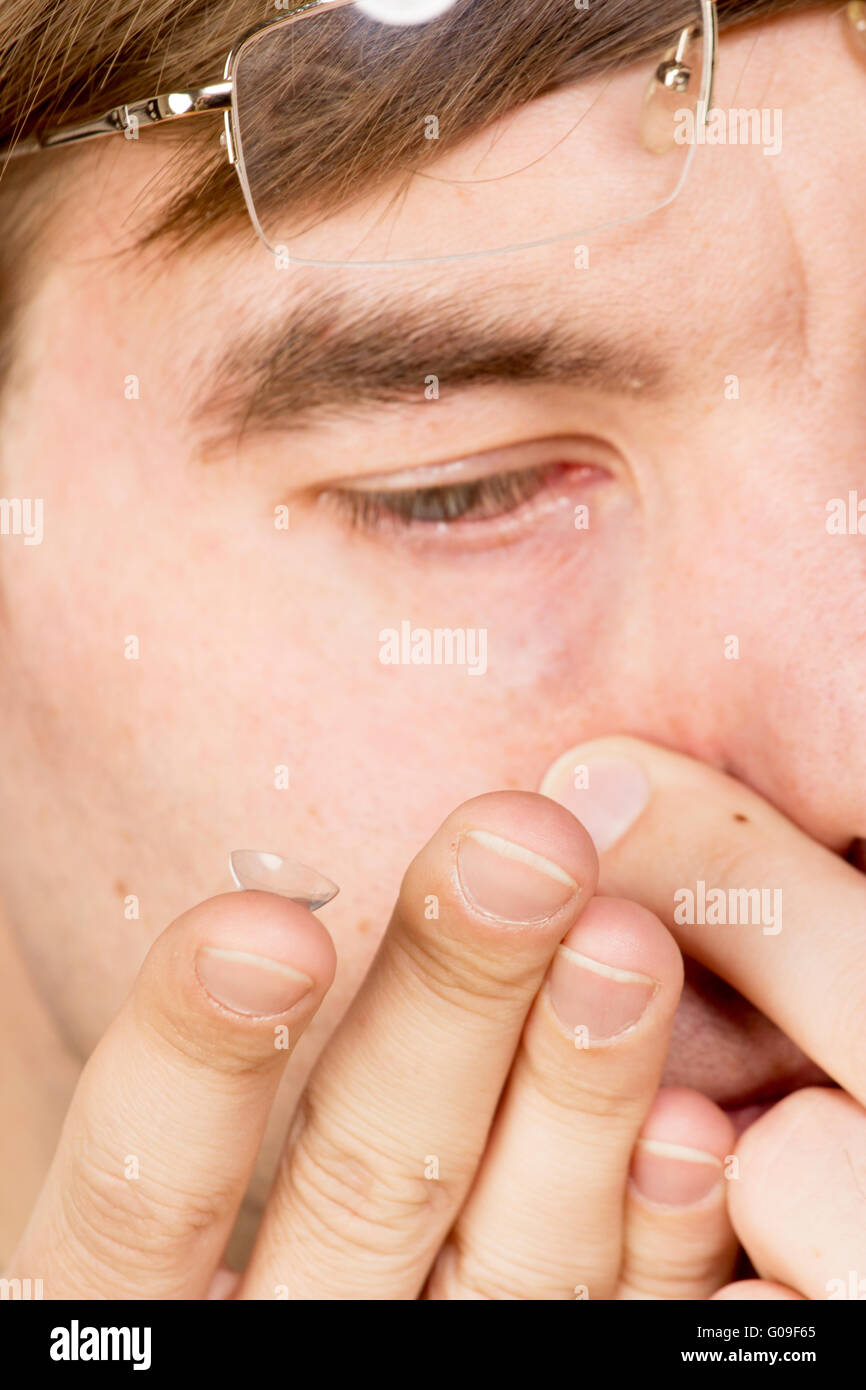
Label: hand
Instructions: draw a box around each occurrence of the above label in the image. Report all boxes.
[6,792,736,1299]
[542,736,866,1301]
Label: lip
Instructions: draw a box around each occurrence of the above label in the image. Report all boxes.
[663,952,833,1110]
[724,1099,778,1138]
[718,1067,831,1113]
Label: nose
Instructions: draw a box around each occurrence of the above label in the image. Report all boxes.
[541,618,859,858]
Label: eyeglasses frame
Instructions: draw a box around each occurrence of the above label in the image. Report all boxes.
[0,0,719,262]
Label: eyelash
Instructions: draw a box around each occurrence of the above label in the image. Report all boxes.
[330,466,554,532]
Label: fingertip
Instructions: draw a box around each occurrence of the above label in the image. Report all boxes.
[180,891,338,990]
[559,896,684,992]
[401,790,599,939]
[630,1088,735,1208]
[712,1280,805,1301]
[640,1086,737,1156]
[451,790,600,894]
[144,891,337,1029]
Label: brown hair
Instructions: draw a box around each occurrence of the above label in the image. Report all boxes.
[0,0,825,379]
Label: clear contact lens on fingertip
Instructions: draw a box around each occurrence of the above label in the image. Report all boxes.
[229,850,340,911]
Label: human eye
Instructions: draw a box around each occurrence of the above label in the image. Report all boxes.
[320,437,612,544]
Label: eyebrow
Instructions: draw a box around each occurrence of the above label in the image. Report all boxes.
[193,282,670,448]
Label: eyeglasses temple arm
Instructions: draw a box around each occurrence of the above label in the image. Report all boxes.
[0,82,233,163]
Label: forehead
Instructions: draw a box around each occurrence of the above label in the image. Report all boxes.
[27,6,851,399]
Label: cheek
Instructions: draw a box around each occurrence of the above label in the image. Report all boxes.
[642,411,866,845]
[0,426,637,959]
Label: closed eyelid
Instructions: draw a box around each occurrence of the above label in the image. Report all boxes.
[325,466,552,530]
[321,453,605,537]
[330,436,618,492]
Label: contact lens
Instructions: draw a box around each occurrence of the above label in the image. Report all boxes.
[229,850,340,911]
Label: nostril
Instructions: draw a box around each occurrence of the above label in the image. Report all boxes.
[845,838,866,871]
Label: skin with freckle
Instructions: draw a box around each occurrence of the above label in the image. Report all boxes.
[0,7,864,1255]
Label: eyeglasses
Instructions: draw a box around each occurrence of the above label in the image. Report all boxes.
[0,0,718,266]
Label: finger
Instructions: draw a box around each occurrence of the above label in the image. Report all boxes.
[207,1267,242,1300]
[6,892,335,1298]
[243,792,598,1300]
[712,1281,805,1301]
[540,735,866,1105]
[728,1086,866,1302]
[426,898,683,1301]
[617,1087,737,1299]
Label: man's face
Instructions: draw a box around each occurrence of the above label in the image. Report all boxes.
[0,7,861,1202]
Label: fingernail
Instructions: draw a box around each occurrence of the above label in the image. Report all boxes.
[631,1139,723,1206]
[541,753,650,852]
[195,947,314,1017]
[457,830,578,922]
[548,945,657,1042]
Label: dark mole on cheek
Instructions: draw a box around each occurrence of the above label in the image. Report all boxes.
[113,879,129,900]
[733,814,749,824]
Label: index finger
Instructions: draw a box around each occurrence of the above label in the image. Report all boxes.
[242,791,598,1300]
[540,735,866,1105]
